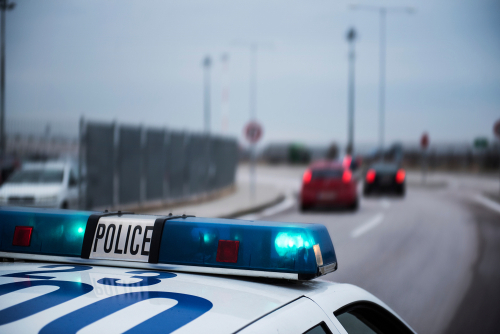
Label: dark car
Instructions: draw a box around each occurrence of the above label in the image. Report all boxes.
[363,163,405,196]
[301,160,358,211]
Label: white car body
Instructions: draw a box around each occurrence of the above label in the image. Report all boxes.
[0,161,79,209]
[0,262,415,334]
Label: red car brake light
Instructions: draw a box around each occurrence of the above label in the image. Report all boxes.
[366,169,376,183]
[396,169,405,183]
[303,169,312,184]
[342,170,352,183]
[342,155,352,169]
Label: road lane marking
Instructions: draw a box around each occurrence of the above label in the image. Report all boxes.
[474,194,500,214]
[260,195,295,217]
[351,213,384,238]
[238,193,295,220]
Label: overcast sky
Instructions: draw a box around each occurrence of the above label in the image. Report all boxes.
[6,0,500,147]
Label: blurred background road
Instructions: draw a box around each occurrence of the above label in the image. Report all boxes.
[234,164,500,334]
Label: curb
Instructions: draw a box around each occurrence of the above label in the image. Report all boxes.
[121,184,237,214]
[219,193,286,219]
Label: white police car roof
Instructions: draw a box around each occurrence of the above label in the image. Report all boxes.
[0,261,406,333]
[0,207,416,333]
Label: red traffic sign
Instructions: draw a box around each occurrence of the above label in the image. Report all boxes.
[421,132,429,149]
[494,120,500,139]
[244,121,263,144]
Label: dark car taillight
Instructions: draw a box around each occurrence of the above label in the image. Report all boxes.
[366,169,376,183]
[396,169,405,183]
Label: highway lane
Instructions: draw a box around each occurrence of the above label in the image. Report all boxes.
[240,165,500,334]
[443,199,500,334]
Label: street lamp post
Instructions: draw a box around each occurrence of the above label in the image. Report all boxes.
[350,5,414,154]
[379,8,386,153]
[0,0,15,155]
[346,28,357,155]
[233,42,272,121]
[203,56,212,134]
[231,40,272,122]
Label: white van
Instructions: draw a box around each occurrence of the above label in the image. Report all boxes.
[0,160,79,209]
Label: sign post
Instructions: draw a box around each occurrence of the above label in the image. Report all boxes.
[244,121,263,199]
[420,132,429,184]
[494,120,500,196]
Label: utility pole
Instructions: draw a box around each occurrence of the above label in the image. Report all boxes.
[232,41,272,199]
[231,41,272,124]
[379,8,386,154]
[346,28,357,156]
[248,43,258,199]
[350,4,414,154]
[249,43,258,121]
[0,0,15,155]
[203,55,212,134]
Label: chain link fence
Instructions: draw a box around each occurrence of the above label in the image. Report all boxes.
[79,120,238,210]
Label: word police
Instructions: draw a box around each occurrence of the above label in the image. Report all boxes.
[90,217,156,262]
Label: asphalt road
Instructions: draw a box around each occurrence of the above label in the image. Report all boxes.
[240,165,500,334]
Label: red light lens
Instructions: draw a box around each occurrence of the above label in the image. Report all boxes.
[342,170,352,183]
[303,169,312,184]
[396,169,406,183]
[366,169,376,183]
[12,226,33,247]
[216,240,240,263]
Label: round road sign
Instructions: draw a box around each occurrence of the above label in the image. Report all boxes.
[494,120,500,139]
[421,132,429,149]
[244,121,263,144]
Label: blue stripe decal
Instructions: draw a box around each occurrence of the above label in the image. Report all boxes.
[0,280,94,326]
[40,291,213,334]
[2,264,93,280]
[97,270,176,287]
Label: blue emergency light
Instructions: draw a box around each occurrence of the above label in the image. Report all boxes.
[0,207,337,280]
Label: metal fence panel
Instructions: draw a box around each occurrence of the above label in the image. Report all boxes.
[82,121,238,210]
[84,123,114,209]
[118,126,141,205]
[215,137,238,190]
[187,134,210,195]
[208,137,219,191]
[226,139,238,186]
[167,131,188,199]
[212,137,225,190]
[145,129,165,201]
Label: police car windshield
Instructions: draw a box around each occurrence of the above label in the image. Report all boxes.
[7,169,64,184]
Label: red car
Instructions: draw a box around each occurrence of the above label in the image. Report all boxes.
[300,160,359,211]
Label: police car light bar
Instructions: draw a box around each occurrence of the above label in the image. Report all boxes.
[0,207,337,280]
